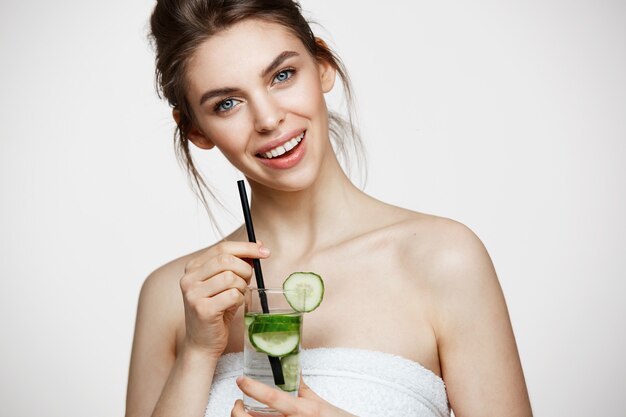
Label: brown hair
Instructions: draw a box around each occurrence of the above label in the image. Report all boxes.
[149,0,365,224]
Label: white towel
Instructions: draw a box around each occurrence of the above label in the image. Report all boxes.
[205,347,450,417]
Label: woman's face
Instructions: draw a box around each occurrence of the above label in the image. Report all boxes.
[183,19,336,192]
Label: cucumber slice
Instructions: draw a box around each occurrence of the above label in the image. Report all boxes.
[283,272,324,312]
[244,315,254,339]
[277,353,300,392]
[249,322,300,357]
[253,314,302,325]
[249,322,300,333]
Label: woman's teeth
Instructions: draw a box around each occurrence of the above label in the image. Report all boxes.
[260,132,304,159]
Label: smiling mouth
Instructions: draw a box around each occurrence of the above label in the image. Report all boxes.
[256,132,305,159]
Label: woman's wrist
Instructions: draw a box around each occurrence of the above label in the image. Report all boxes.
[151,343,220,417]
[179,340,223,370]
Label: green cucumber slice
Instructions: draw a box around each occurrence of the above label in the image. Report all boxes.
[249,322,300,333]
[253,314,302,325]
[249,322,300,357]
[277,353,300,392]
[283,272,324,312]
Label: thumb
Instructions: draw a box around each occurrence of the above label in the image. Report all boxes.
[298,375,322,400]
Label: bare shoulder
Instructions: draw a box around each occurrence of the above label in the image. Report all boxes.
[396,213,502,324]
[380,209,531,414]
[136,228,245,323]
[380,208,494,285]
[357,203,499,304]
[398,213,504,322]
[127,244,224,416]
[364,204,502,319]
[134,244,218,344]
[139,251,197,311]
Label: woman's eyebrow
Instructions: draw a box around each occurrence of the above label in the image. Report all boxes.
[198,51,300,106]
[199,87,238,106]
[261,50,299,78]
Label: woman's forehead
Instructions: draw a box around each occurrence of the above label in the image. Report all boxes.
[187,19,306,87]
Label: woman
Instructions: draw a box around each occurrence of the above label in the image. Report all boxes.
[126,1,532,416]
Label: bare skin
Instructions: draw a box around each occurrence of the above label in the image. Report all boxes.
[126,18,532,417]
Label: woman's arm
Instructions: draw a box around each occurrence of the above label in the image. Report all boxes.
[126,242,270,417]
[430,222,532,416]
[125,262,218,417]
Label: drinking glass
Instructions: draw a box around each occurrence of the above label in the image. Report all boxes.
[243,288,304,414]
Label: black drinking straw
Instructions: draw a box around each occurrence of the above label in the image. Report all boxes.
[237,180,285,385]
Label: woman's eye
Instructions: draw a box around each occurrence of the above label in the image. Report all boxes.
[273,69,295,84]
[215,98,241,113]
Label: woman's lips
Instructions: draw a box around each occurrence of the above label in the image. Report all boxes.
[257,131,305,159]
[256,131,307,169]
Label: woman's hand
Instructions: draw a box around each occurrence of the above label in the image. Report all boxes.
[180,241,269,358]
[231,376,357,417]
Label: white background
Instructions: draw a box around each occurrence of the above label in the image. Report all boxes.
[1,0,625,416]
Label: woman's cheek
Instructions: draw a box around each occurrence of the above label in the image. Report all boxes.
[281,75,326,115]
[205,113,250,152]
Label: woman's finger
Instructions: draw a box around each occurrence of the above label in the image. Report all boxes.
[297,377,322,401]
[185,241,270,272]
[231,399,249,417]
[182,253,254,291]
[232,400,282,417]
[186,271,249,299]
[207,287,245,313]
[236,376,297,416]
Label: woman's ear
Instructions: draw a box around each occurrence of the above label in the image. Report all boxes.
[172,109,215,149]
[319,60,336,93]
[315,38,337,93]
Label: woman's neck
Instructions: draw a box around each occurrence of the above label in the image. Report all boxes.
[246,155,371,258]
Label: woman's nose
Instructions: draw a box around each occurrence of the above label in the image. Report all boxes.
[252,94,285,133]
